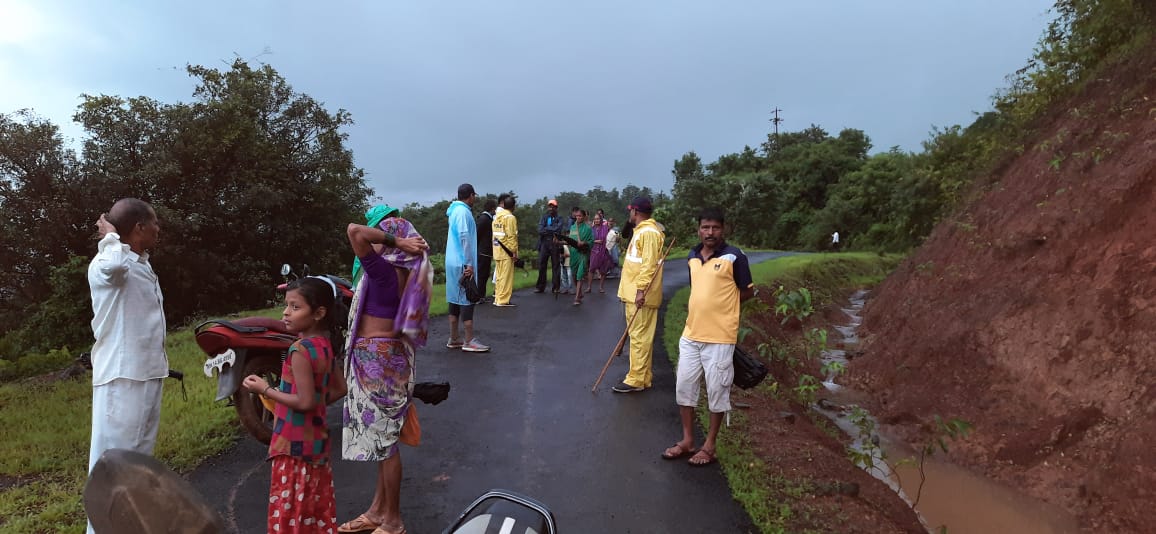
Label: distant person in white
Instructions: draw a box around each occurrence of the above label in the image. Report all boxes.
[86,198,168,534]
[605,218,621,277]
[831,231,840,250]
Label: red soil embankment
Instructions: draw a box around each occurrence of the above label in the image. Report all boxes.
[852,41,1156,532]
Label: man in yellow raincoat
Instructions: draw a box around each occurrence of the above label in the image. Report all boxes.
[492,194,519,307]
[613,196,665,393]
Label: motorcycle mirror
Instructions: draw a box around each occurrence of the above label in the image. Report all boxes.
[443,489,557,534]
[280,264,291,276]
[302,263,310,276]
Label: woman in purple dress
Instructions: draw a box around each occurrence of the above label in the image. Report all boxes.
[589,212,615,293]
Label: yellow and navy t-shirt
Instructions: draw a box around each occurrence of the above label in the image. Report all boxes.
[682,242,753,344]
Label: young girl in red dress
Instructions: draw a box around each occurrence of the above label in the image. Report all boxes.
[243,276,347,533]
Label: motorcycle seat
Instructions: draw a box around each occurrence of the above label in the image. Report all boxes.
[202,316,291,335]
[325,274,352,290]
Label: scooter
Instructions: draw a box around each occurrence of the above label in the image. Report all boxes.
[196,263,355,444]
[197,263,449,444]
[85,448,557,534]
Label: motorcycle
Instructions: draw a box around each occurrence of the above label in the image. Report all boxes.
[443,489,557,534]
[85,448,557,534]
[197,263,450,444]
[195,263,354,444]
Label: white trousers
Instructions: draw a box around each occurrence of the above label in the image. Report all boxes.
[676,337,735,413]
[560,265,573,291]
[87,378,164,534]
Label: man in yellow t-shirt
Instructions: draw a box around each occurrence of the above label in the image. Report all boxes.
[613,196,666,393]
[661,207,755,466]
[491,194,519,307]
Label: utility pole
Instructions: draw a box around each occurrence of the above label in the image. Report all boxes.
[769,107,783,154]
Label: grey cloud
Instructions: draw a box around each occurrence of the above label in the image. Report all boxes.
[6,0,1051,205]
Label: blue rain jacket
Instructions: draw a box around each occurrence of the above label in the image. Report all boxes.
[445,200,477,305]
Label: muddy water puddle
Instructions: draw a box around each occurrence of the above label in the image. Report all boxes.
[816,290,1079,534]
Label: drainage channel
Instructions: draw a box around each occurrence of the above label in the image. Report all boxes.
[814,290,1080,534]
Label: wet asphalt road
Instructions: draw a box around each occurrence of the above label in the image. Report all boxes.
[189,252,784,533]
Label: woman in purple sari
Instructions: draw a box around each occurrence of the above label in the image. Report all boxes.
[589,212,615,293]
[340,205,430,534]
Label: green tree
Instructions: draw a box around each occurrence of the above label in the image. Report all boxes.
[0,111,85,337]
[2,60,371,355]
[672,151,705,185]
[71,60,371,326]
[811,149,914,250]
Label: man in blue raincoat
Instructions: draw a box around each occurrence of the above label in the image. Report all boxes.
[445,183,490,352]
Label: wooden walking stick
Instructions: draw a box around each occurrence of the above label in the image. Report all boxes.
[591,237,676,393]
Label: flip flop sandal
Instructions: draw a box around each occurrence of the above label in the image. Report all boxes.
[372,526,407,534]
[661,443,697,460]
[338,514,381,533]
[688,449,717,466]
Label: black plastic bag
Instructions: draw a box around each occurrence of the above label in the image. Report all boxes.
[413,382,451,405]
[460,272,483,304]
[732,346,768,389]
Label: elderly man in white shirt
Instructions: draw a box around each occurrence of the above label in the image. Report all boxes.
[86,198,167,533]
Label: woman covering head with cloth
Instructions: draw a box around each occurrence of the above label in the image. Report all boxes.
[339,205,430,534]
[589,211,615,293]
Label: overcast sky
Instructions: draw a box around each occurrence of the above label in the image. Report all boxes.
[1,0,1053,206]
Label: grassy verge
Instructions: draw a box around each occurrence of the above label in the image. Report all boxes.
[0,273,541,533]
[661,251,901,533]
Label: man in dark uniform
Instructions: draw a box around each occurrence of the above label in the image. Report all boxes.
[476,197,498,301]
[535,199,566,294]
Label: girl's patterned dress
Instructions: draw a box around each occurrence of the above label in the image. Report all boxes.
[267,336,337,533]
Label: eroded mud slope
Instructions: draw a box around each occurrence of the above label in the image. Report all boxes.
[853,39,1156,532]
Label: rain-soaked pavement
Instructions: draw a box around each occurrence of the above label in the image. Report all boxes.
[189,251,785,533]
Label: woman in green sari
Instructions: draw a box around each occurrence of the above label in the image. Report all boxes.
[568,208,594,306]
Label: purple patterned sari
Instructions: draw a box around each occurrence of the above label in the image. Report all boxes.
[342,217,432,461]
[590,223,615,275]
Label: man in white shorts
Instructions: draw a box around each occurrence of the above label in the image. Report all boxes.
[662,207,755,466]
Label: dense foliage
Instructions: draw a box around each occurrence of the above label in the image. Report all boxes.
[0,60,369,366]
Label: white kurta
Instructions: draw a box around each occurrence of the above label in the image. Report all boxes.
[86,233,168,534]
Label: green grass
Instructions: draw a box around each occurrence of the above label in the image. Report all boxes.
[746,252,902,302]
[0,275,542,533]
[662,251,901,533]
[0,323,240,531]
[665,246,691,260]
